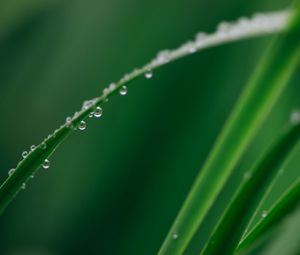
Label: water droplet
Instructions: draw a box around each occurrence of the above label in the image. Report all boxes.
[43,159,50,169]
[66,117,73,127]
[290,110,300,124]
[94,106,103,118]
[78,121,87,130]
[30,175,34,179]
[243,172,252,181]
[279,168,284,175]
[188,46,196,53]
[145,70,153,79]
[89,112,94,118]
[156,50,171,64]
[8,169,15,176]
[109,83,116,91]
[261,210,268,218]
[217,21,231,32]
[41,142,47,150]
[21,183,26,190]
[103,88,110,96]
[119,86,128,96]
[172,233,179,240]
[30,145,36,151]
[22,151,28,159]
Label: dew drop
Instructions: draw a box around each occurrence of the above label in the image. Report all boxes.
[261,210,268,218]
[145,70,153,79]
[21,183,26,190]
[103,88,110,96]
[243,172,252,181]
[89,112,94,118]
[43,159,50,169]
[119,86,128,96]
[66,116,72,124]
[290,110,300,124]
[30,175,34,179]
[94,106,103,118]
[78,121,87,131]
[41,142,47,149]
[109,83,116,91]
[22,151,28,159]
[172,232,179,240]
[8,169,15,176]
[30,145,36,151]
[188,46,196,53]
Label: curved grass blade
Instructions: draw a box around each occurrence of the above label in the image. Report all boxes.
[261,205,300,255]
[199,122,300,255]
[237,178,300,253]
[158,6,300,255]
[0,11,289,214]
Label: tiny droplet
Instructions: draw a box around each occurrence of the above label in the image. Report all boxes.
[8,169,15,176]
[21,183,26,190]
[22,151,28,159]
[290,110,300,124]
[145,70,153,79]
[30,145,36,151]
[172,233,179,240]
[43,159,50,169]
[261,210,268,218]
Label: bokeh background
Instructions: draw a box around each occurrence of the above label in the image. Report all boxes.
[0,0,299,254]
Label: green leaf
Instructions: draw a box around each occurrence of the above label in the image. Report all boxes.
[199,123,300,255]
[238,178,300,253]
[158,5,300,255]
[261,205,300,255]
[0,11,289,215]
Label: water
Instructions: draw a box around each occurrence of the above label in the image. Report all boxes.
[94,107,103,118]
[145,70,153,79]
[119,86,128,96]
[78,121,87,130]
[43,159,50,169]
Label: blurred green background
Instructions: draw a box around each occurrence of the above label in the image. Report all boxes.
[0,0,299,254]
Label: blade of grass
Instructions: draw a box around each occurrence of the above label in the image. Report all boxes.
[0,10,289,214]
[199,122,300,255]
[158,5,300,255]
[261,205,300,255]
[237,178,300,253]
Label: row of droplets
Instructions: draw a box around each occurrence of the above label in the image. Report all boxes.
[73,70,154,131]
[8,145,51,190]
[5,10,291,196]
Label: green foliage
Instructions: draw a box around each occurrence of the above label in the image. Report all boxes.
[0,0,299,254]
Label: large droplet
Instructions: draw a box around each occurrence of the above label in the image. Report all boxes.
[78,121,87,130]
[119,86,128,96]
[145,70,153,79]
[43,159,50,169]
[94,106,103,118]
[22,151,28,159]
